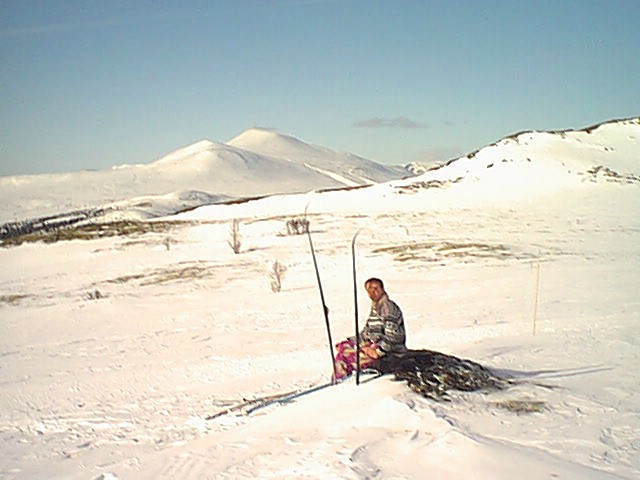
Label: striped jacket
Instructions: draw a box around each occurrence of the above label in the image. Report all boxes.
[361,293,407,353]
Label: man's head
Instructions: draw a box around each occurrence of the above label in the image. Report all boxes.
[365,277,385,302]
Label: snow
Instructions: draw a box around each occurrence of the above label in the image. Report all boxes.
[1,118,639,479]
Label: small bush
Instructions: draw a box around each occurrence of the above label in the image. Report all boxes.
[269,260,287,293]
[84,289,105,300]
[228,220,242,254]
[285,217,309,235]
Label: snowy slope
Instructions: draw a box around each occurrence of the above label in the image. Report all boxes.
[393,117,640,200]
[0,132,411,225]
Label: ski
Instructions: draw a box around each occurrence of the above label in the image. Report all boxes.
[205,387,303,420]
[204,383,332,420]
[205,372,384,420]
[245,381,334,414]
[245,371,384,415]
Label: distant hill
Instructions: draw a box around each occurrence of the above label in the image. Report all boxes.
[0,129,411,224]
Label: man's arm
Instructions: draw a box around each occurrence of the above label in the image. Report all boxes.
[379,299,406,352]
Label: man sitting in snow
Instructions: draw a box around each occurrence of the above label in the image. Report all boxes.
[334,277,407,381]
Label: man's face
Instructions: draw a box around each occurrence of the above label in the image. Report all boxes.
[365,282,385,302]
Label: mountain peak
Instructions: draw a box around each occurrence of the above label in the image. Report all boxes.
[228,128,305,151]
[152,139,218,165]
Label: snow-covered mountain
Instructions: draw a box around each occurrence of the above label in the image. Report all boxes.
[228,128,408,185]
[0,129,409,225]
[1,118,638,234]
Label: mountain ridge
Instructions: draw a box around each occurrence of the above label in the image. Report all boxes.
[1,117,638,229]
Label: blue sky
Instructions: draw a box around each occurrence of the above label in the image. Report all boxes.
[1,0,639,176]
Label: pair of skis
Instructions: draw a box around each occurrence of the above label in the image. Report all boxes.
[307,226,363,385]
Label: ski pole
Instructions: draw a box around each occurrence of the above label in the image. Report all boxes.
[306,223,337,381]
[352,230,361,385]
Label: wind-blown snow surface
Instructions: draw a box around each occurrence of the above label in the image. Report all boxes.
[0,129,407,224]
[1,118,639,479]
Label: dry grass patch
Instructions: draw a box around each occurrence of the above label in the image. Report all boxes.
[373,241,528,264]
[106,262,219,287]
[0,294,30,306]
[492,399,546,414]
[1,220,192,247]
